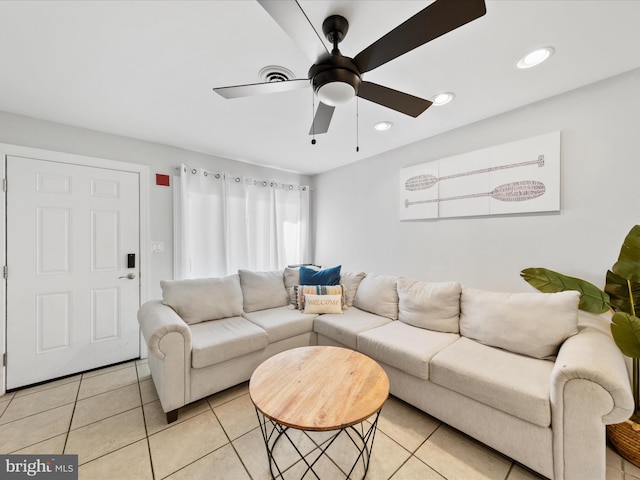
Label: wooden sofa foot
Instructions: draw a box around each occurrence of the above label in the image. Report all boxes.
[166,409,178,424]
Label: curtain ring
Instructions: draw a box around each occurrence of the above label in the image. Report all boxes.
[262,181,267,187]
[191,169,197,174]
[215,173,221,179]
[203,171,208,177]
[235,177,241,183]
[302,186,307,191]
[289,185,294,190]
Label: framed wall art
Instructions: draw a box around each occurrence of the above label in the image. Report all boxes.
[399,131,560,220]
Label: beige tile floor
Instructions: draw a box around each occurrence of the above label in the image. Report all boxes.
[0,359,638,480]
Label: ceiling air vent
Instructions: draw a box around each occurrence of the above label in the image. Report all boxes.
[259,66,295,83]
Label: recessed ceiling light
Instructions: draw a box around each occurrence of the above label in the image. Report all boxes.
[516,47,554,69]
[374,121,393,131]
[431,92,455,106]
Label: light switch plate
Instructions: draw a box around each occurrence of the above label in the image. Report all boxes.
[151,241,164,253]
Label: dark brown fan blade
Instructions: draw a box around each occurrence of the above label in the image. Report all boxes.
[309,102,335,135]
[353,0,486,74]
[213,79,309,99]
[357,82,432,117]
[257,0,329,62]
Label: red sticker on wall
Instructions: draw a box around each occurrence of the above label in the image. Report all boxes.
[156,174,170,186]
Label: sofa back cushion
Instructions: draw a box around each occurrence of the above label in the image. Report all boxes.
[397,278,461,333]
[284,267,301,305]
[353,273,400,320]
[460,288,580,359]
[284,265,321,305]
[340,271,367,307]
[239,270,288,313]
[160,274,243,325]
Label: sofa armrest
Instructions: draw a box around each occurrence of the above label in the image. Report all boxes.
[138,300,192,360]
[138,300,192,414]
[550,314,634,479]
[551,321,634,424]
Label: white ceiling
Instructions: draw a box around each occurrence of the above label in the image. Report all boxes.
[1,1,640,176]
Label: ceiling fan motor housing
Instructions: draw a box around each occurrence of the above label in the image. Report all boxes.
[309,55,362,98]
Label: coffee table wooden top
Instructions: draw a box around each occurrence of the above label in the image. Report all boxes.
[249,346,389,431]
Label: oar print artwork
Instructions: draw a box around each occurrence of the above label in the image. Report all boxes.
[405,180,546,207]
[404,155,545,191]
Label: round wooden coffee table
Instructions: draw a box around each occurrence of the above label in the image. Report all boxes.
[249,346,389,479]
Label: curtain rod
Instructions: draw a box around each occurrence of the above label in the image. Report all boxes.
[174,165,309,191]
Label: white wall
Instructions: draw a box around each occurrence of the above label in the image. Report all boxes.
[312,68,640,292]
[0,111,311,300]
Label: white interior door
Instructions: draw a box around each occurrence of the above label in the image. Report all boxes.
[6,155,141,389]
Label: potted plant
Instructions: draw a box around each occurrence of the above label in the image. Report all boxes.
[520,225,640,467]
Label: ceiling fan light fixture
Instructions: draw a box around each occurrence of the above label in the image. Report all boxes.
[432,92,455,106]
[516,47,554,69]
[317,81,356,106]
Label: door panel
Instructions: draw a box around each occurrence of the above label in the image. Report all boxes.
[6,156,140,389]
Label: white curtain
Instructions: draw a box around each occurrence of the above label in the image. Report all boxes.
[176,165,310,279]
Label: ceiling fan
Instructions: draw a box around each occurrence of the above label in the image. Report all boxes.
[213,0,487,136]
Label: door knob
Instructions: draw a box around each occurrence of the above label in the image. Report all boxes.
[119,273,136,280]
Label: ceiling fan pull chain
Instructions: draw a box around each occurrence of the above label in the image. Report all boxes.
[311,89,317,145]
[356,97,360,152]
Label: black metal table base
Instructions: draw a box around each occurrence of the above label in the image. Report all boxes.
[255,408,382,480]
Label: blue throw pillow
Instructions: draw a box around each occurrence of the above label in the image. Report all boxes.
[299,265,341,286]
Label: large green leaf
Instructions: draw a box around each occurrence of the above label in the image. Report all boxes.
[611,312,640,358]
[612,225,640,282]
[520,267,610,314]
[605,269,640,316]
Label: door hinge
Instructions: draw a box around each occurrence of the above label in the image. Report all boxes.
[2,353,6,367]
[2,178,6,192]
[3,265,7,279]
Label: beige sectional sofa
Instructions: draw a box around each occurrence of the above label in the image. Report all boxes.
[137,268,634,480]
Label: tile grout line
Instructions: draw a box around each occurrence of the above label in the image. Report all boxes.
[209,399,255,480]
[0,381,80,454]
[136,361,157,480]
[60,375,83,456]
[153,407,232,480]
[59,363,150,472]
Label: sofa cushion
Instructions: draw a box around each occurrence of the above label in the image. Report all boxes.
[284,267,300,305]
[358,322,459,380]
[284,266,320,305]
[397,278,461,333]
[190,316,268,368]
[300,265,341,286]
[340,271,366,307]
[160,275,243,325]
[353,273,400,320]
[238,270,288,313]
[460,288,579,359]
[314,307,392,350]
[243,305,317,343]
[294,285,343,310]
[430,337,554,427]
[304,294,343,314]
